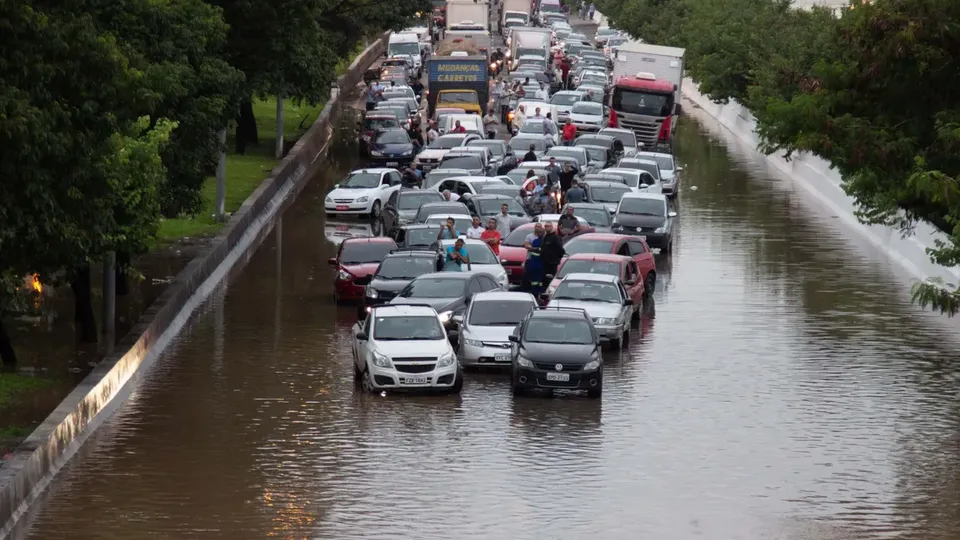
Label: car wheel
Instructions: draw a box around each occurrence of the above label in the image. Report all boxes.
[587,385,602,399]
[511,373,524,396]
[361,367,377,394]
[622,328,630,346]
[664,239,673,254]
[610,336,621,350]
[449,369,464,394]
[353,360,363,384]
[369,200,382,221]
[644,272,656,299]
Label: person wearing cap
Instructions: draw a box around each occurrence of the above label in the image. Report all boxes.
[444,238,471,271]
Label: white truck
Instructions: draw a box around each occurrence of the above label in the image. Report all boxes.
[501,0,531,28]
[610,41,685,148]
[508,27,551,63]
[446,0,490,31]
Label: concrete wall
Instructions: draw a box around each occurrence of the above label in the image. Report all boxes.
[0,31,390,536]
[681,79,960,285]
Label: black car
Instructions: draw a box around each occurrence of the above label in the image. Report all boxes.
[574,134,624,158]
[367,129,418,168]
[381,189,444,236]
[392,223,443,249]
[413,201,469,224]
[461,194,531,230]
[359,249,444,318]
[611,193,677,253]
[389,272,503,330]
[467,139,518,175]
[508,307,603,398]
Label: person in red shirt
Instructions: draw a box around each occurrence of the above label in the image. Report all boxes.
[480,217,502,255]
[450,120,467,133]
[560,59,570,89]
[608,108,619,128]
[562,119,577,146]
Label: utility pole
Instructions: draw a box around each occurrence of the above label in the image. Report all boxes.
[275,95,285,159]
[215,128,227,221]
[102,251,116,355]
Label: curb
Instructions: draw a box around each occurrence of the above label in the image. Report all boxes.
[0,31,390,536]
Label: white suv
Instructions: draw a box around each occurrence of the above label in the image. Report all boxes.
[324,168,403,219]
[352,305,462,393]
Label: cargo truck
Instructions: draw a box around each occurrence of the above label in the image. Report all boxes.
[610,41,685,148]
[507,27,551,62]
[426,55,490,117]
[501,0,532,28]
[446,0,490,31]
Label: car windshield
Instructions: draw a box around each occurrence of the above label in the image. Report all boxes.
[569,206,611,226]
[620,161,660,179]
[602,130,637,148]
[563,238,616,256]
[478,184,519,196]
[429,136,466,149]
[375,131,410,144]
[589,186,630,202]
[576,136,609,148]
[373,316,446,340]
[503,227,536,247]
[508,169,546,183]
[557,260,620,279]
[415,204,464,221]
[440,156,482,169]
[398,277,465,298]
[439,91,478,104]
[580,75,606,86]
[469,141,504,157]
[377,257,437,279]
[398,191,441,210]
[340,242,394,264]
[402,227,440,246]
[426,215,472,232]
[382,90,411,101]
[551,93,581,106]
[619,198,666,216]
[364,117,400,131]
[446,242,498,264]
[639,154,674,171]
[548,148,585,164]
[603,170,640,187]
[523,318,593,344]
[612,88,673,116]
[509,137,545,152]
[469,300,535,325]
[518,121,546,135]
[424,171,463,189]
[478,198,525,216]
[553,280,622,303]
[389,42,421,56]
[583,147,607,162]
[340,172,382,189]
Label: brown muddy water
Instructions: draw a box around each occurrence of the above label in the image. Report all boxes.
[10,116,960,540]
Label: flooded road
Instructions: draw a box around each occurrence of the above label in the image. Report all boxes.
[12,114,960,539]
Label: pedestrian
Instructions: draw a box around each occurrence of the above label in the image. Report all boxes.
[558,161,577,194]
[444,238,471,271]
[523,224,545,294]
[450,120,467,133]
[443,189,461,202]
[522,144,538,163]
[482,108,499,139]
[531,174,548,195]
[365,82,379,111]
[512,105,527,135]
[543,112,558,142]
[535,83,549,102]
[539,222,565,280]
[566,179,586,203]
[557,204,580,236]
[562,118,577,146]
[560,58,571,90]
[545,157,561,186]
[426,120,439,143]
[494,203,513,238]
[608,107,619,128]
[531,107,544,120]
[466,215,485,239]
[589,2,596,20]
[481,217,503,256]
[437,216,462,240]
[492,79,506,121]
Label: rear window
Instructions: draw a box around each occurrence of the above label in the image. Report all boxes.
[340,242,394,264]
[563,238,616,256]
[440,156,482,169]
[364,117,400,131]
[557,259,621,279]
[469,300,535,325]
[398,191,441,210]
[523,318,593,344]
[503,227,535,247]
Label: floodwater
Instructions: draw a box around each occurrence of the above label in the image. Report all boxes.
[12,100,960,540]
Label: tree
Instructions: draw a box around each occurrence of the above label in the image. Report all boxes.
[0,2,174,362]
[750,0,960,314]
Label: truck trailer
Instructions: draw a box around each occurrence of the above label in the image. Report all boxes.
[610,41,685,147]
[426,55,490,117]
[446,0,490,31]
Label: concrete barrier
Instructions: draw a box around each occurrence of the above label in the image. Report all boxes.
[681,79,960,285]
[0,31,391,536]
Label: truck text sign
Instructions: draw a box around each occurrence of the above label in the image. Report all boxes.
[430,62,485,82]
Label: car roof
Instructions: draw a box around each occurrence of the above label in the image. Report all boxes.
[565,202,610,210]
[447,176,503,183]
[576,134,616,141]
[528,308,589,321]
[622,191,668,202]
[567,232,623,241]
[562,272,620,284]
[413,271,474,281]
[603,168,643,177]
[425,213,473,220]
[636,151,674,159]
[349,168,395,174]
[563,253,631,264]
[386,249,437,257]
[364,113,399,119]
[518,161,553,168]
[468,139,506,146]
[472,290,537,302]
[401,223,441,230]
[372,304,439,318]
[438,238,489,246]
[342,236,396,244]
[553,90,585,96]
[619,157,659,165]
[582,180,629,188]
[469,193,514,200]
[600,127,633,135]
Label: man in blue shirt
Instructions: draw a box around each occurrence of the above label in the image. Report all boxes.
[436,216,462,241]
[444,238,470,271]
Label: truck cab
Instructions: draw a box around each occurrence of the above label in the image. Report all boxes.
[610,72,678,148]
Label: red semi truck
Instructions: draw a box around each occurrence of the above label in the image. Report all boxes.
[609,42,686,149]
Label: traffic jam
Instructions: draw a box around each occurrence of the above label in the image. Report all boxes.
[325,0,685,399]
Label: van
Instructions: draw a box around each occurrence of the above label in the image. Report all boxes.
[387,33,422,70]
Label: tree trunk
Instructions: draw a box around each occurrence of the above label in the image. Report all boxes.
[71,265,98,343]
[0,315,17,367]
[235,100,258,154]
[115,251,130,296]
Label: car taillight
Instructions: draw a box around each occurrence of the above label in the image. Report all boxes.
[658,115,672,141]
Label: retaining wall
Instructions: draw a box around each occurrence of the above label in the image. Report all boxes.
[0,31,390,537]
[681,79,960,285]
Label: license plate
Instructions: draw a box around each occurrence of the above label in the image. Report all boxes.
[336,205,349,211]
[545,372,570,382]
[494,353,511,362]
[336,225,350,231]
[386,161,399,167]
[404,376,429,384]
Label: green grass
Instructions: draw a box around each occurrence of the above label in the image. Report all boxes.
[0,373,55,410]
[156,97,325,241]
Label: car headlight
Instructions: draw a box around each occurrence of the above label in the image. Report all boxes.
[372,351,393,368]
[594,317,617,325]
[654,226,666,233]
[370,150,383,156]
[356,196,369,203]
[516,355,533,368]
[365,288,378,299]
[438,310,453,324]
[583,360,600,371]
[325,196,332,203]
[462,336,483,347]
[338,270,351,281]
[496,270,507,284]
[436,352,456,368]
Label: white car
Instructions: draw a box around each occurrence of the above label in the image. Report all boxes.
[602,167,663,194]
[517,101,557,123]
[454,291,539,368]
[424,213,474,235]
[352,304,462,393]
[434,176,510,197]
[568,101,606,133]
[414,133,483,171]
[517,118,559,145]
[437,238,509,289]
[324,221,374,247]
[636,151,682,197]
[439,114,484,135]
[546,273,634,349]
[324,168,403,218]
[550,91,586,121]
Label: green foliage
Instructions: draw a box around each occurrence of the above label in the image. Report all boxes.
[603,0,960,315]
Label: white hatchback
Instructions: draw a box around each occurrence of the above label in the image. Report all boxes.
[437,238,509,289]
[324,168,403,218]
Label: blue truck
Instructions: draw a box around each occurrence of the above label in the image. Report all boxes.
[426,56,490,117]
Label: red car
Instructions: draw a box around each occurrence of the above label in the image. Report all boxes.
[542,254,646,317]
[560,233,657,297]
[498,222,595,285]
[328,237,396,303]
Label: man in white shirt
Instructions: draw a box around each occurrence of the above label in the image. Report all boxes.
[511,105,527,134]
[534,83,549,102]
[466,215,485,239]
[531,107,544,120]
[426,120,439,142]
[494,203,513,238]
[443,189,461,202]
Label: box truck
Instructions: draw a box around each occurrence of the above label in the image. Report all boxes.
[610,41,685,147]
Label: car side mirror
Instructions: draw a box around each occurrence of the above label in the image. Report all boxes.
[624,299,634,306]
[675,166,684,172]
[327,257,338,265]
[544,274,554,281]
[668,211,677,218]
[508,334,520,343]
[356,332,369,341]
[333,183,340,189]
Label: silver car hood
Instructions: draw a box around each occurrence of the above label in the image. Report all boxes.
[463,324,516,343]
[548,299,622,319]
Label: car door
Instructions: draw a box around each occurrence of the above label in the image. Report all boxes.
[353,314,373,370]
[455,180,472,198]
[383,191,400,233]
[615,240,630,257]
[462,196,479,216]
[626,239,655,281]
[616,280,632,323]
[438,179,457,195]
[625,261,643,304]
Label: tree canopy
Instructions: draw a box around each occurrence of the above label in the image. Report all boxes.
[600,0,960,315]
